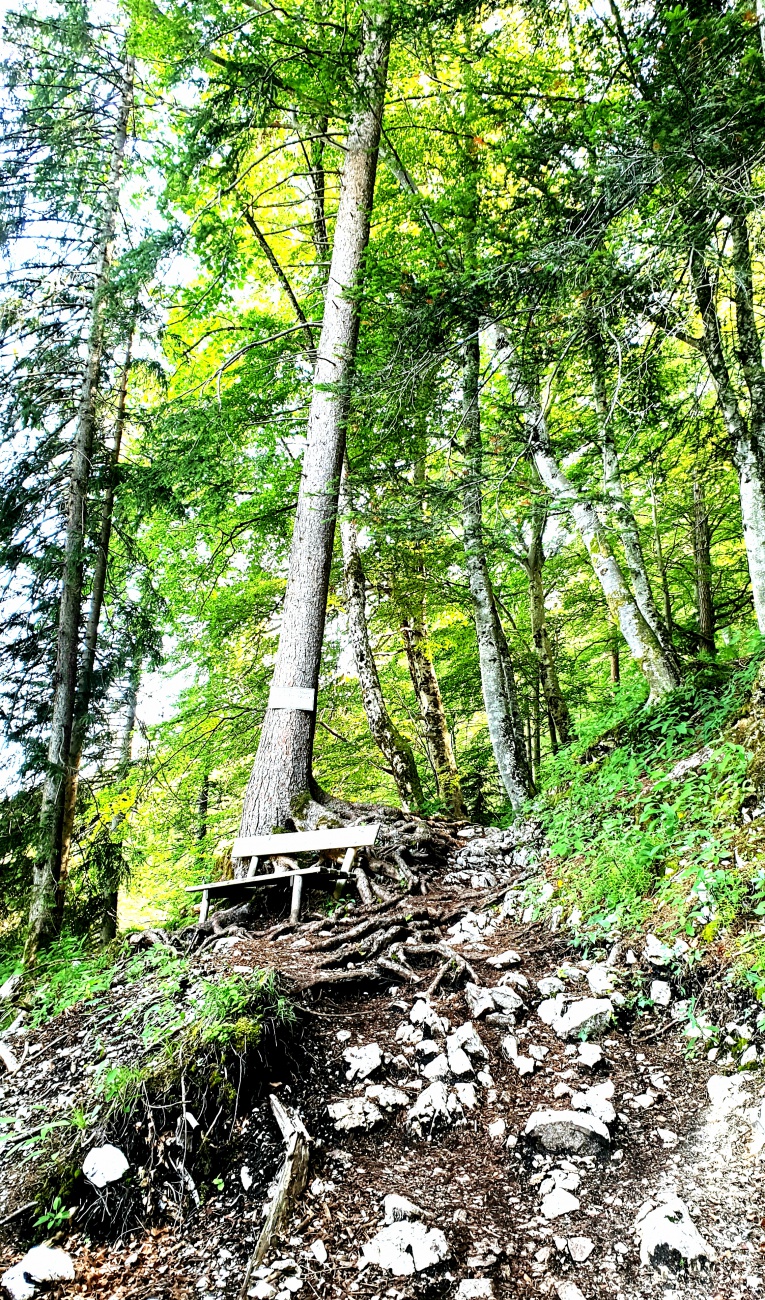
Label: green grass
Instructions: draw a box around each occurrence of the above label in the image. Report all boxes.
[534,655,765,951]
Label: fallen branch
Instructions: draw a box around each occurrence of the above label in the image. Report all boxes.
[239,1096,310,1297]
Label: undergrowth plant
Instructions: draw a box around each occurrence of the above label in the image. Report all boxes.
[534,656,765,948]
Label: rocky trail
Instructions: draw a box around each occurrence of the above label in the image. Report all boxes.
[1,822,765,1300]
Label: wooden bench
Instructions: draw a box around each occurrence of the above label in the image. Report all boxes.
[186,823,380,924]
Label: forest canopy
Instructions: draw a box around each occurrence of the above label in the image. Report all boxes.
[1,0,765,958]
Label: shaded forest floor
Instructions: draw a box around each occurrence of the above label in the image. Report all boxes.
[1,820,764,1300]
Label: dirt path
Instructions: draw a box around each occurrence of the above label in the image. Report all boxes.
[1,825,764,1300]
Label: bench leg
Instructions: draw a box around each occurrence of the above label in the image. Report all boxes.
[199,889,210,924]
[290,873,303,925]
[332,847,357,901]
[246,856,260,879]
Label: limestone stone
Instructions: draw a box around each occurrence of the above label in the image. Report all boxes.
[541,1187,580,1219]
[635,1195,715,1272]
[362,1220,450,1275]
[524,1108,610,1154]
[327,1096,383,1131]
[82,1144,129,1188]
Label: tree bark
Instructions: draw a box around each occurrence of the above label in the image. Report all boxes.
[692,474,716,655]
[56,327,134,922]
[462,332,533,809]
[26,56,134,963]
[401,603,466,818]
[339,460,425,812]
[100,668,139,944]
[237,13,390,849]
[525,506,574,746]
[495,329,680,704]
[587,318,680,672]
[692,245,765,633]
[648,477,674,636]
[609,622,621,684]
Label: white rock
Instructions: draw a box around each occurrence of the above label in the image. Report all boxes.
[1,1266,36,1300]
[362,1220,450,1275]
[448,1022,487,1059]
[657,1129,678,1146]
[555,1283,586,1300]
[336,1029,352,1042]
[488,1118,506,1139]
[538,976,565,997]
[490,985,524,1014]
[635,1195,715,1271]
[410,999,445,1036]
[568,1236,594,1262]
[513,1056,535,1077]
[248,1282,276,1299]
[2,1247,75,1300]
[741,1045,758,1068]
[422,1053,450,1080]
[241,1165,253,1191]
[343,1042,382,1081]
[538,994,567,1026]
[464,983,495,1019]
[486,950,521,969]
[577,1043,603,1069]
[327,1097,383,1131]
[524,1108,610,1154]
[310,1240,327,1265]
[415,1038,440,1059]
[501,1034,518,1062]
[455,1281,494,1299]
[644,933,672,965]
[552,1167,580,1192]
[407,1081,450,1130]
[453,1082,477,1108]
[707,1073,749,1113]
[83,1143,129,1188]
[587,963,615,996]
[571,1081,616,1125]
[447,1045,473,1076]
[553,998,613,1041]
[383,1194,424,1224]
[650,980,671,1007]
[365,1085,409,1110]
[528,1045,549,1061]
[541,1188,580,1219]
[0,974,22,1002]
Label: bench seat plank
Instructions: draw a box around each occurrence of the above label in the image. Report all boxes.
[231,823,379,861]
[185,865,323,895]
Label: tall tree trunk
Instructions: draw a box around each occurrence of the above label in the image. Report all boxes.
[525,507,574,745]
[237,14,390,847]
[692,245,765,632]
[401,603,466,818]
[649,477,674,635]
[197,772,210,841]
[339,462,425,812]
[587,318,680,672]
[495,330,680,704]
[532,667,541,777]
[56,328,134,923]
[609,623,621,685]
[692,474,716,655]
[462,332,533,810]
[26,57,134,963]
[101,668,139,944]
